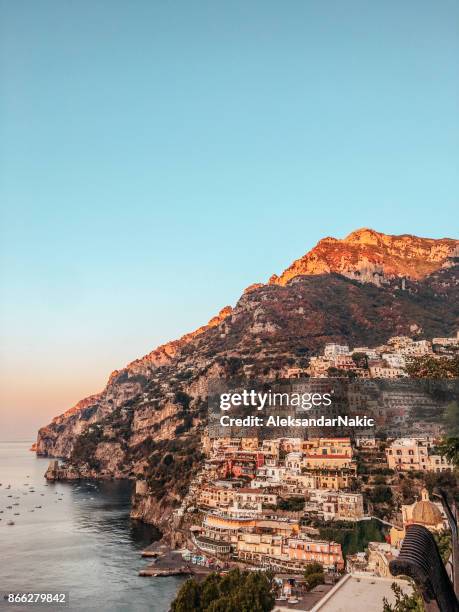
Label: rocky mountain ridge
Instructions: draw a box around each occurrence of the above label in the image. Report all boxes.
[47,228,459,427]
[269,228,457,285]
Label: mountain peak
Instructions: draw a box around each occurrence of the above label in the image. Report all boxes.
[270,229,458,286]
[344,227,386,245]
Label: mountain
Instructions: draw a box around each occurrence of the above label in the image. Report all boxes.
[36,229,458,530]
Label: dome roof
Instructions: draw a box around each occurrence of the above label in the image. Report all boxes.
[411,500,443,526]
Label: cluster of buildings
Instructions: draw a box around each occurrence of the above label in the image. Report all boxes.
[184,428,453,576]
[192,513,344,572]
[186,436,452,577]
[185,435,368,572]
[385,437,453,473]
[287,332,459,379]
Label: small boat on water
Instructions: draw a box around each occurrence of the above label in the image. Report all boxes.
[35,505,42,509]
[7,520,15,525]
[14,513,20,516]
[6,506,12,509]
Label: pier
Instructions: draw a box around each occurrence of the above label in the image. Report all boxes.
[139,541,227,578]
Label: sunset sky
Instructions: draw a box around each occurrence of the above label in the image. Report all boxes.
[1,1,458,439]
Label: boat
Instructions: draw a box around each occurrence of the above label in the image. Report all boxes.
[7,520,15,525]
[35,505,42,509]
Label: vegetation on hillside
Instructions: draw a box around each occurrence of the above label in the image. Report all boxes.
[406,355,459,379]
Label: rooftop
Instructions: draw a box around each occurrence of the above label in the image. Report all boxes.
[309,574,413,612]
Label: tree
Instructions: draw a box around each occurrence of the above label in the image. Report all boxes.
[278,497,305,511]
[433,530,452,564]
[438,437,459,467]
[352,352,368,368]
[370,485,393,504]
[171,578,201,612]
[400,479,416,505]
[406,355,459,379]
[171,569,275,612]
[304,562,324,577]
[382,582,424,611]
[442,402,459,438]
[303,562,325,591]
[304,572,325,592]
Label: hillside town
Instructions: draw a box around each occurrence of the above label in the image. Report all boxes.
[155,332,459,609]
[286,331,459,380]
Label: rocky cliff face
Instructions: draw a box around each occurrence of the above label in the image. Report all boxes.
[36,229,458,529]
[269,228,458,285]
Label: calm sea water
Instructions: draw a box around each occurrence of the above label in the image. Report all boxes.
[0,441,183,612]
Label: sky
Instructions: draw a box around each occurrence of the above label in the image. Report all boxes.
[1,0,458,440]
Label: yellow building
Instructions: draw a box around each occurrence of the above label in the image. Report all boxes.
[301,438,356,473]
[197,486,235,509]
[386,438,452,473]
[236,532,283,563]
[241,437,259,451]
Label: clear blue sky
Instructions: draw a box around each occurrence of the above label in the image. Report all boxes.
[1,0,458,438]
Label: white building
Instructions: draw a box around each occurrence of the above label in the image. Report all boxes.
[400,340,432,357]
[382,352,406,369]
[324,344,350,358]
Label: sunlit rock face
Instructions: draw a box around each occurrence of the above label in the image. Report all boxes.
[269,228,458,286]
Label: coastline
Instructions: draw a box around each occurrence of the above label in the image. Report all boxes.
[0,441,182,611]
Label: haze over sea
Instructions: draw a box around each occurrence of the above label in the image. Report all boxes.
[0,442,181,611]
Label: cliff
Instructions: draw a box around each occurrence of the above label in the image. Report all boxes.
[36,229,459,529]
[269,228,457,285]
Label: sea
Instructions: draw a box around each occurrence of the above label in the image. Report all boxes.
[0,441,183,612]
